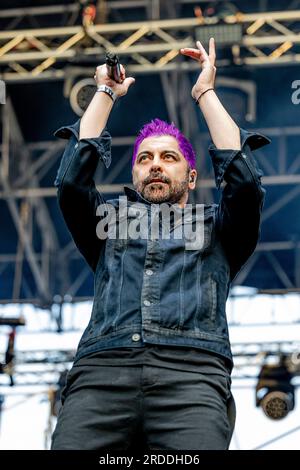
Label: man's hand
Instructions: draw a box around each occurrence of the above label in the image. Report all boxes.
[180,38,216,100]
[94,63,135,98]
[79,63,135,139]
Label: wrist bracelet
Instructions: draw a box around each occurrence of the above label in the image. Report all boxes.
[96,84,117,103]
[194,87,214,105]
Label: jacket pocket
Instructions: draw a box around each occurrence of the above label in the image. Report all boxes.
[209,275,217,325]
[196,273,217,331]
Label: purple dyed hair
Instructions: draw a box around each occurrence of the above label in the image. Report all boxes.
[132,118,196,170]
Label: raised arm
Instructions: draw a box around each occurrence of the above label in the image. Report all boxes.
[181,38,240,150]
[54,64,135,271]
[80,64,135,139]
[180,39,271,280]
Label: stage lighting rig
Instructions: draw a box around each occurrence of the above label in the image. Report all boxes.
[256,355,295,420]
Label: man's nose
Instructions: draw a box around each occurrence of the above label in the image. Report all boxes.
[150,158,163,172]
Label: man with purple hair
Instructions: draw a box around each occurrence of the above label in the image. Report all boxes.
[51,39,270,450]
[131,118,197,206]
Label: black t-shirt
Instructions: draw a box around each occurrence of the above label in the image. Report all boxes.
[74,344,232,376]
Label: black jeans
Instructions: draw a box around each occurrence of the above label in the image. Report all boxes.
[51,363,235,450]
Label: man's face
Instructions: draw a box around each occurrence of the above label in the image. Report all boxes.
[132,135,197,206]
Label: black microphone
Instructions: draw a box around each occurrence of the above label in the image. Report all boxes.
[105,52,123,83]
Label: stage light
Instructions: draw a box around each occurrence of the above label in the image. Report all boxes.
[291,351,300,367]
[69,78,96,116]
[195,24,242,47]
[256,358,295,420]
[82,4,96,28]
[203,1,239,20]
[195,2,242,47]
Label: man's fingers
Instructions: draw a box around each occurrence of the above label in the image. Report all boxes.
[181,39,216,66]
[180,48,200,55]
[196,40,210,61]
[120,64,126,82]
[208,37,216,64]
[180,48,206,62]
[123,76,135,90]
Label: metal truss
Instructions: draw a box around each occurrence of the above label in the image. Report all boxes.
[1,4,300,452]
[1,1,300,304]
[0,97,65,305]
[1,5,300,82]
[0,340,300,388]
[2,337,300,452]
[1,122,300,302]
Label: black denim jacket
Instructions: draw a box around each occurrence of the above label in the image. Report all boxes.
[53,119,270,367]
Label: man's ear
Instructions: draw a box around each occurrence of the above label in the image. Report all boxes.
[188,169,197,188]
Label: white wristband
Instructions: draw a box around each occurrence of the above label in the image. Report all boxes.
[96,85,117,103]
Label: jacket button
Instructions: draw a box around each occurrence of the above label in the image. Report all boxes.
[132,333,140,342]
[74,143,78,149]
[145,269,153,276]
[241,153,247,159]
[143,300,151,306]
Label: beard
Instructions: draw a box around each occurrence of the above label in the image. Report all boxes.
[135,169,190,204]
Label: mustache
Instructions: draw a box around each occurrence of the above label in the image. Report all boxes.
[144,174,170,185]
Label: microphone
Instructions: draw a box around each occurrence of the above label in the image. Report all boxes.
[105,52,123,83]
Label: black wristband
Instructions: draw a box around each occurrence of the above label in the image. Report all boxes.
[195,87,214,105]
